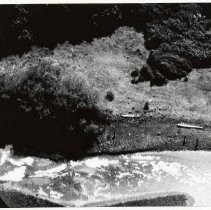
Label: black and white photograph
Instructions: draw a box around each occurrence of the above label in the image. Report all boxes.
[0,1,211,207]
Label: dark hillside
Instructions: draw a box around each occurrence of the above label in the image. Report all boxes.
[0,4,210,84]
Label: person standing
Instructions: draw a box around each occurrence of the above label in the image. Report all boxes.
[195,138,199,151]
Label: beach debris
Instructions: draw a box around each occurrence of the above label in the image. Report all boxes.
[177,122,203,130]
[121,113,141,118]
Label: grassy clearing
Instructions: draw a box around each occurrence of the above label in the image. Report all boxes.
[0,26,148,116]
[87,68,211,155]
[88,68,211,155]
[51,27,148,114]
[50,26,211,121]
[134,69,211,121]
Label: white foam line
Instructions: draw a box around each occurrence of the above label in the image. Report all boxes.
[0,146,12,166]
[30,163,67,178]
[83,157,119,168]
[0,166,27,182]
[20,157,34,166]
[49,190,63,200]
[38,187,49,197]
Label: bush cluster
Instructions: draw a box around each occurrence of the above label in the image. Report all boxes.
[105,90,115,102]
[147,47,193,79]
[0,61,111,159]
[141,4,211,85]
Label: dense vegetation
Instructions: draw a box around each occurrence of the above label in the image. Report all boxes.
[141,4,211,85]
[0,4,210,84]
[0,58,111,159]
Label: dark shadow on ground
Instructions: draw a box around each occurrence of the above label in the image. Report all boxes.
[110,193,194,206]
[0,197,8,208]
[0,98,100,162]
[0,190,63,208]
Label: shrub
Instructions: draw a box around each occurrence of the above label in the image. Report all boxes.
[139,64,154,81]
[183,77,188,82]
[105,90,115,102]
[0,61,111,159]
[131,78,139,84]
[143,101,149,111]
[150,72,168,87]
[138,75,144,82]
[131,69,139,77]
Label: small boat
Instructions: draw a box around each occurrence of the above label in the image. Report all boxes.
[121,113,141,118]
[177,122,204,130]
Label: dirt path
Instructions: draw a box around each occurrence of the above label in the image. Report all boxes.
[0,150,211,207]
